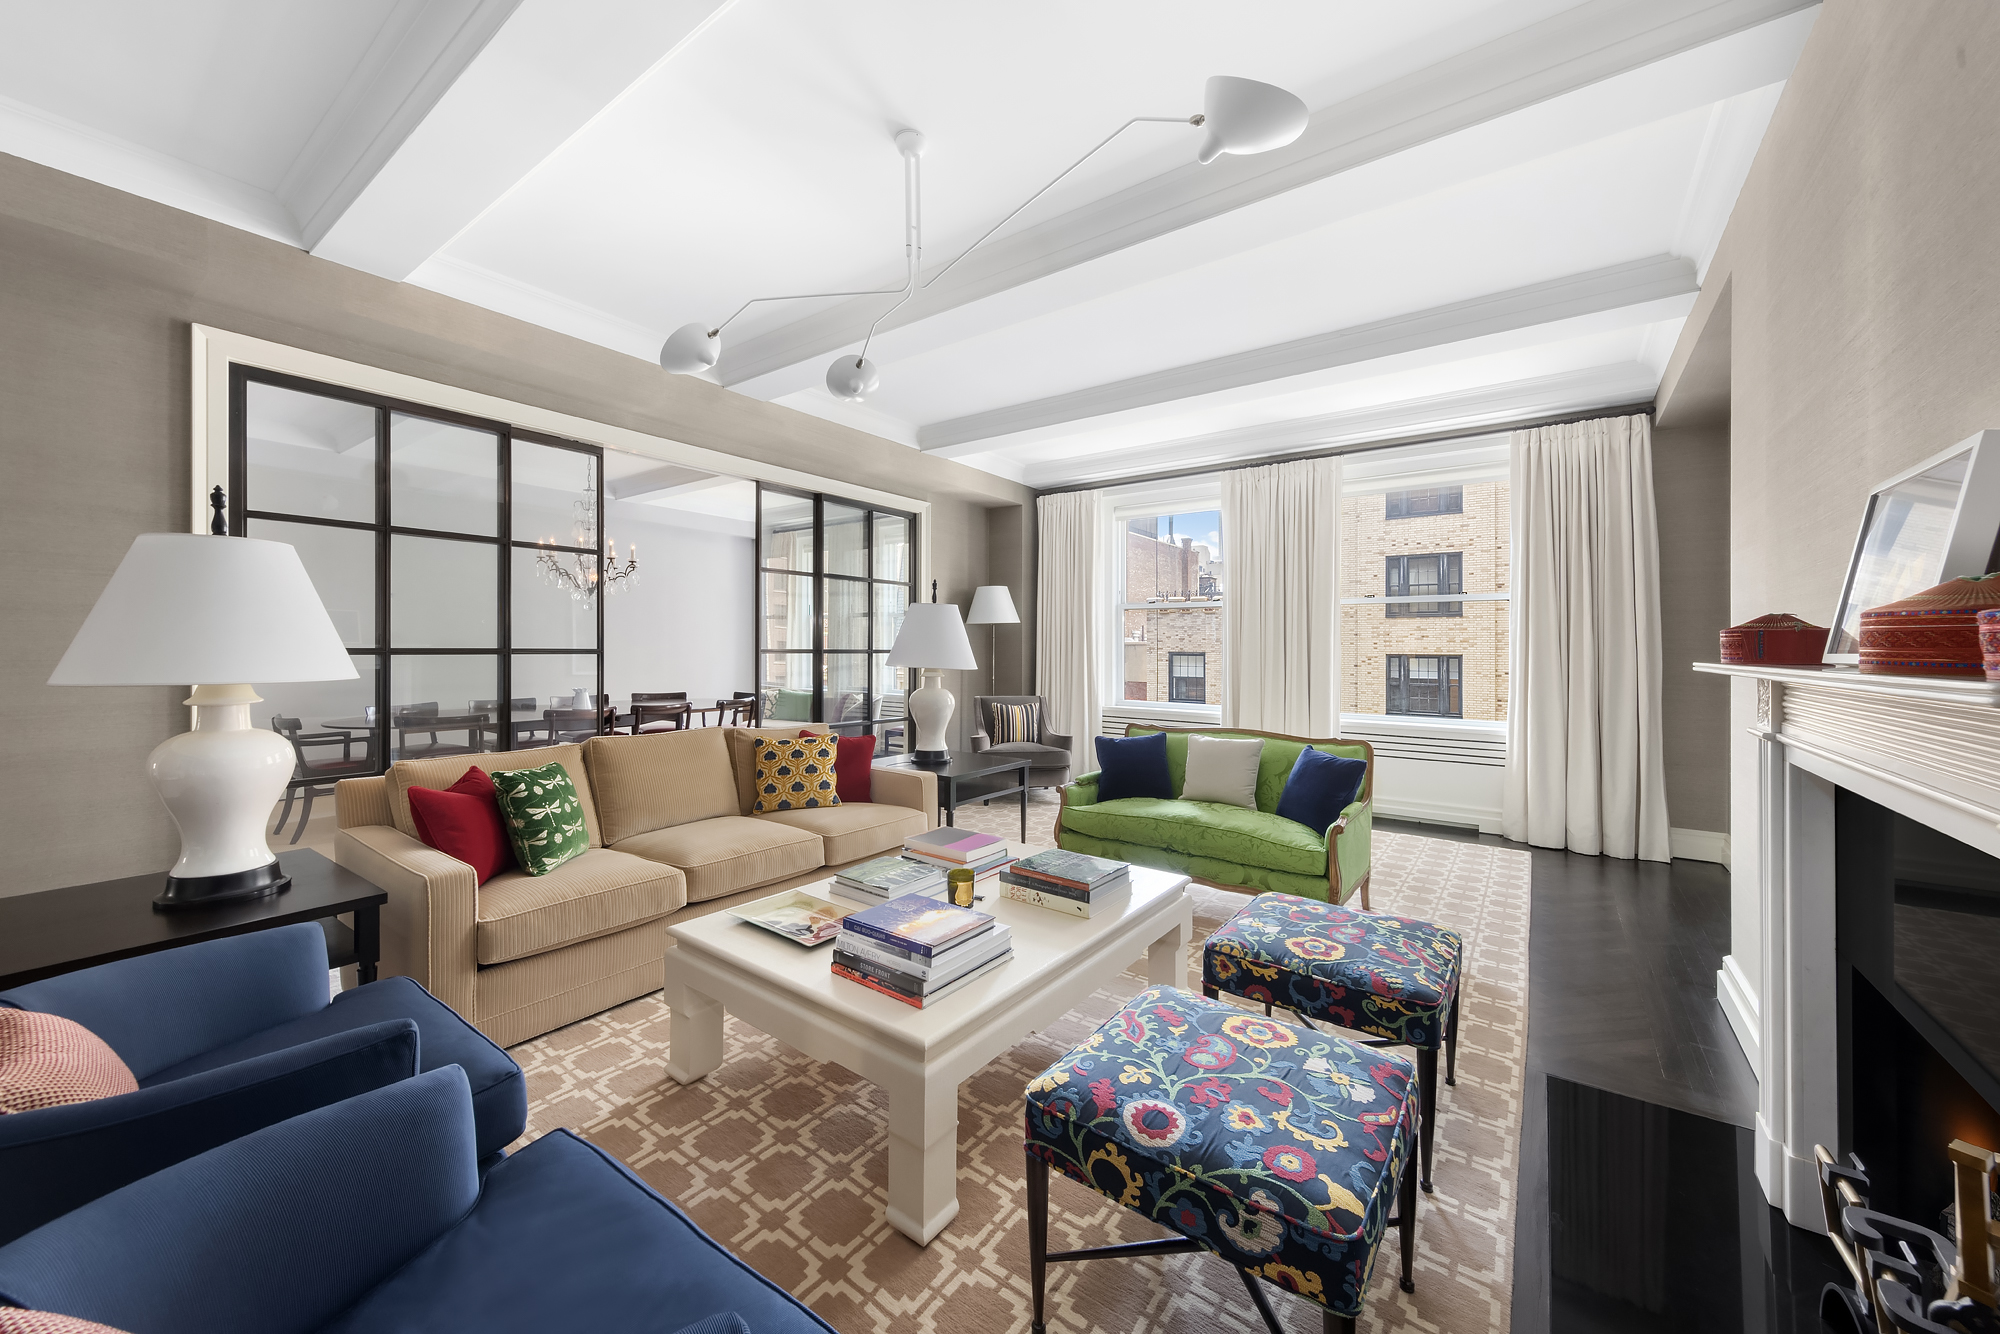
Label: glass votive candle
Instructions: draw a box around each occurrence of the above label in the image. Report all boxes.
[947,867,975,908]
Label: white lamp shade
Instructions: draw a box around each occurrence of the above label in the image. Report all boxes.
[886,602,978,670]
[49,534,358,686]
[659,321,721,374]
[1195,76,1309,164]
[966,585,1020,625]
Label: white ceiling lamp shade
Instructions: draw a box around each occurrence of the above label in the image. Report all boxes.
[661,79,1307,400]
[1194,76,1309,164]
[50,530,357,908]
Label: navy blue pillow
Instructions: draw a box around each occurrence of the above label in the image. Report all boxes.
[1094,731,1173,802]
[1274,747,1367,833]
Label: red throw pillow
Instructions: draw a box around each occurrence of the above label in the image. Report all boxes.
[408,766,516,884]
[800,730,875,804]
[0,1008,139,1114]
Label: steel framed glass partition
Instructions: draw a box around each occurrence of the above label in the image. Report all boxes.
[229,365,606,791]
[756,483,916,752]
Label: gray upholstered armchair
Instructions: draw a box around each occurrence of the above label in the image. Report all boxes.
[970,695,1073,790]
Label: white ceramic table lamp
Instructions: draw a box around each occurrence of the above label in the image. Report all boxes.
[965,585,1020,693]
[49,533,358,908]
[886,601,977,765]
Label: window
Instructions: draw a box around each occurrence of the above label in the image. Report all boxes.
[1168,653,1207,703]
[1384,486,1462,518]
[1339,436,1509,724]
[757,484,916,752]
[231,367,608,786]
[1384,553,1463,617]
[1387,655,1463,717]
[1113,499,1224,710]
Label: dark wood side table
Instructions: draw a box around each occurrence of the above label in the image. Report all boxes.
[878,754,1032,840]
[0,849,388,991]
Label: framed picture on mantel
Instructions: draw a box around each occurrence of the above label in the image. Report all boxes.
[1825,430,2000,664]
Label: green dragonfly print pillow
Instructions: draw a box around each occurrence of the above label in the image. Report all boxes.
[490,761,589,876]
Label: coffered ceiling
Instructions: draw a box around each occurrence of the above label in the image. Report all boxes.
[0,0,1818,487]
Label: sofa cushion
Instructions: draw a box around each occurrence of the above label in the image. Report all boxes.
[1180,734,1263,809]
[749,733,840,813]
[1273,746,1368,833]
[613,817,823,903]
[756,802,928,866]
[0,1011,137,1114]
[1095,732,1172,802]
[1059,798,1328,876]
[583,731,738,843]
[389,744,603,848]
[726,726,811,817]
[321,1129,836,1333]
[985,740,1072,771]
[475,849,685,966]
[1128,728,1370,815]
[407,767,515,884]
[491,762,591,877]
[142,977,525,1163]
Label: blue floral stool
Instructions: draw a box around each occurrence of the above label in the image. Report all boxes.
[1201,893,1462,1195]
[1024,985,1419,1334]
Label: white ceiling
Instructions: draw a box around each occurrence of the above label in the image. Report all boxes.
[0,0,1818,487]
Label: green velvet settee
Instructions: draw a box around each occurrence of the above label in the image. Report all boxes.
[1055,725,1374,906]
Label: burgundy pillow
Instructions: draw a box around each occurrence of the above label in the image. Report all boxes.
[0,1008,139,1114]
[408,766,516,884]
[801,730,875,804]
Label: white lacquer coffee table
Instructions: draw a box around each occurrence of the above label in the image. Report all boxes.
[662,846,1193,1245]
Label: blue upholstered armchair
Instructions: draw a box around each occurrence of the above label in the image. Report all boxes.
[0,924,525,1245]
[0,1068,835,1334]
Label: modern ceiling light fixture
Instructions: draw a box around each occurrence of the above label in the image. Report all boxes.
[658,77,1308,399]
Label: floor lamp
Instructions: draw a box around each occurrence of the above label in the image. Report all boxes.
[966,586,1020,695]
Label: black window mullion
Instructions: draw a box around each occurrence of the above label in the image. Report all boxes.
[375,403,391,771]
[813,493,825,725]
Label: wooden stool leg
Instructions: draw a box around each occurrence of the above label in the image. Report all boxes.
[1325,1313,1356,1334]
[1417,1046,1438,1193]
[1445,993,1460,1088]
[1398,1129,1419,1293]
[1202,983,1218,1000]
[1027,1150,1050,1334]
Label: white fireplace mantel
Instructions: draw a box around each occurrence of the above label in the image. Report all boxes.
[1693,660,2000,1230]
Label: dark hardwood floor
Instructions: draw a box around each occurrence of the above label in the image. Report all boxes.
[1373,819,1841,1333]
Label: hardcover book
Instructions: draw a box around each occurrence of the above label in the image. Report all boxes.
[1001,881,1129,919]
[841,894,995,958]
[832,929,1012,994]
[903,846,1013,874]
[836,923,1013,979]
[903,828,1006,863]
[836,856,946,895]
[1011,848,1127,891]
[831,951,1012,1008]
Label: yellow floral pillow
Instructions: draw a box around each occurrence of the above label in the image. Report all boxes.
[750,733,841,813]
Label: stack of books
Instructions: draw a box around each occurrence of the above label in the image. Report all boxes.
[998,849,1130,918]
[830,855,946,906]
[901,828,1014,885]
[831,894,1014,1008]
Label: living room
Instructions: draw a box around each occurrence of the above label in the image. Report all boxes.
[4,3,1999,1332]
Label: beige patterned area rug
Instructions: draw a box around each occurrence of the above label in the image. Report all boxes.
[511,801,1529,1334]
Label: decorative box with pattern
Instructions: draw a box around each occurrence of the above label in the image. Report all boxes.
[1858,574,2000,676]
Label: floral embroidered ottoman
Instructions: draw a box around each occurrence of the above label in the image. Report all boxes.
[1021,985,1418,1333]
[1201,892,1462,1193]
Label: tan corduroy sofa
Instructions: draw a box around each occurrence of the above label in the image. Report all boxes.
[333,726,934,1047]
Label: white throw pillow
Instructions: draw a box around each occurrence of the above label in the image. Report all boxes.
[1180,734,1264,809]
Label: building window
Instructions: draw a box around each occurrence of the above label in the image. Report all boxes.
[757,485,916,753]
[1384,486,1462,519]
[1384,552,1463,617]
[1114,499,1224,711]
[1387,655,1463,717]
[1168,653,1207,703]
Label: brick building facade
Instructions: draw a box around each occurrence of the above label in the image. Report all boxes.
[1123,526,1222,705]
[1338,480,1509,721]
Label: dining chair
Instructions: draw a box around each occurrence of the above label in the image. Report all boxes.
[630,691,690,733]
[395,706,482,761]
[270,717,376,843]
[543,708,603,744]
[716,692,758,726]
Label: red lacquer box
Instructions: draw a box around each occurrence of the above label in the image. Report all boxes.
[1858,575,2000,676]
[1719,613,1829,666]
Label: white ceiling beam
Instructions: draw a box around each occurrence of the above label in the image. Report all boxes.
[310,0,736,281]
[717,0,1816,395]
[608,463,724,501]
[1010,364,1664,490]
[916,254,1697,452]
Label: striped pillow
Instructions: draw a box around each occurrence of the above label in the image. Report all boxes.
[988,701,1042,745]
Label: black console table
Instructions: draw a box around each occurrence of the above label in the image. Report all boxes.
[0,848,387,991]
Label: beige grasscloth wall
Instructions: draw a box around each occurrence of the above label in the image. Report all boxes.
[0,154,1033,896]
[1651,424,1730,835]
[1656,0,2000,992]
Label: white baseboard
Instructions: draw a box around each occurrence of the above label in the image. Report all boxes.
[1372,798,1503,835]
[1716,953,1760,1071]
[1670,827,1731,866]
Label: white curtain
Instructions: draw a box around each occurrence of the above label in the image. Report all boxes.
[1221,456,1340,735]
[1035,490,1106,776]
[1503,413,1670,861]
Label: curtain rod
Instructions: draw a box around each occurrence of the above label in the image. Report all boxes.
[1031,400,1658,497]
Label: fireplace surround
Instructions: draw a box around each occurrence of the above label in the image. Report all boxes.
[1695,661,2000,1231]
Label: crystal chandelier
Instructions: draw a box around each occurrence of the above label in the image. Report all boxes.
[535,485,637,605]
